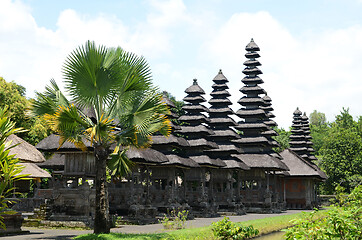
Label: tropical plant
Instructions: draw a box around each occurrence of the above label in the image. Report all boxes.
[0,106,28,230]
[212,217,259,240]
[31,41,170,234]
[285,185,362,239]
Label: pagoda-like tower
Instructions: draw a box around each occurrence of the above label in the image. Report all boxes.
[300,112,317,162]
[206,70,249,213]
[150,92,199,208]
[207,70,249,170]
[233,39,288,212]
[289,108,308,158]
[176,79,225,214]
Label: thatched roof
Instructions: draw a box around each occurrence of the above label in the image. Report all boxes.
[6,134,46,163]
[241,76,263,84]
[234,123,269,130]
[245,38,260,51]
[126,148,169,164]
[209,98,232,105]
[237,97,265,105]
[151,135,189,147]
[183,95,206,103]
[222,159,250,170]
[185,79,205,94]
[240,86,266,94]
[243,59,261,67]
[242,67,262,76]
[213,69,228,82]
[280,149,326,179]
[209,118,237,125]
[17,163,51,178]
[179,115,209,122]
[36,134,92,152]
[176,125,214,135]
[212,130,240,138]
[182,105,209,112]
[212,83,228,89]
[210,90,231,97]
[37,154,65,169]
[236,109,266,117]
[209,107,234,114]
[188,139,218,149]
[162,154,199,168]
[232,136,269,144]
[190,155,226,167]
[233,154,289,171]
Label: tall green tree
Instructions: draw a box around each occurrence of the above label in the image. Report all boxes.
[309,110,327,127]
[0,77,51,145]
[31,41,170,234]
[319,108,362,194]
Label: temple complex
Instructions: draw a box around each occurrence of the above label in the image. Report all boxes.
[28,39,326,225]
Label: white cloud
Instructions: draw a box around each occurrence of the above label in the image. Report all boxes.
[202,11,362,128]
[0,0,361,129]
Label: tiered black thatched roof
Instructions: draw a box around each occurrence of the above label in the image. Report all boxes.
[233,39,287,171]
[152,92,198,168]
[289,108,308,158]
[176,79,225,168]
[301,113,317,161]
[206,70,249,170]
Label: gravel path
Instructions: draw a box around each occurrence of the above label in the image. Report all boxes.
[3,210,309,240]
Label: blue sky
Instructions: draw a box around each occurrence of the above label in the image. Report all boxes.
[1,0,362,128]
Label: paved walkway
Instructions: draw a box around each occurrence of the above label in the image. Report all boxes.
[3,210,308,240]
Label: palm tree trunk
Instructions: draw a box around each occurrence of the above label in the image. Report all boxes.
[94,145,110,234]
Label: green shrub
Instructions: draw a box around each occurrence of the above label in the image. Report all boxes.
[159,209,189,230]
[285,185,362,239]
[212,217,259,240]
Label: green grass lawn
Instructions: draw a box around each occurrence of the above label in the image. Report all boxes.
[74,210,327,240]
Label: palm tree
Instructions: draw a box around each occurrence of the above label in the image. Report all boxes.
[32,41,170,234]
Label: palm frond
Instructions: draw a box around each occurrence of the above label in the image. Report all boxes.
[62,41,120,111]
[31,79,69,117]
[107,146,134,177]
[114,89,171,148]
[47,104,91,151]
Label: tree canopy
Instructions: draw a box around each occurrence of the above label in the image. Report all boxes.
[32,41,170,233]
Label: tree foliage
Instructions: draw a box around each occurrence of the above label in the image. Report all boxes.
[318,108,362,194]
[0,106,28,230]
[0,77,52,145]
[272,127,291,153]
[285,185,362,239]
[31,41,170,234]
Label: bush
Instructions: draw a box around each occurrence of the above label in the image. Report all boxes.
[285,185,362,239]
[212,217,259,240]
[159,209,189,230]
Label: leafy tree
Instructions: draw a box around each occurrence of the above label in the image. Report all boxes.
[0,77,51,145]
[31,41,170,234]
[272,127,290,153]
[0,106,28,230]
[319,108,362,194]
[309,110,327,127]
[0,77,28,129]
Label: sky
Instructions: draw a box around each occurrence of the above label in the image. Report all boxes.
[1,0,362,128]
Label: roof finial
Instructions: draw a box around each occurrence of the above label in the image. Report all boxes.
[219,69,222,74]
[193,78,198,85]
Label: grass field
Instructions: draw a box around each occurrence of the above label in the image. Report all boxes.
[74,210,327,240]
